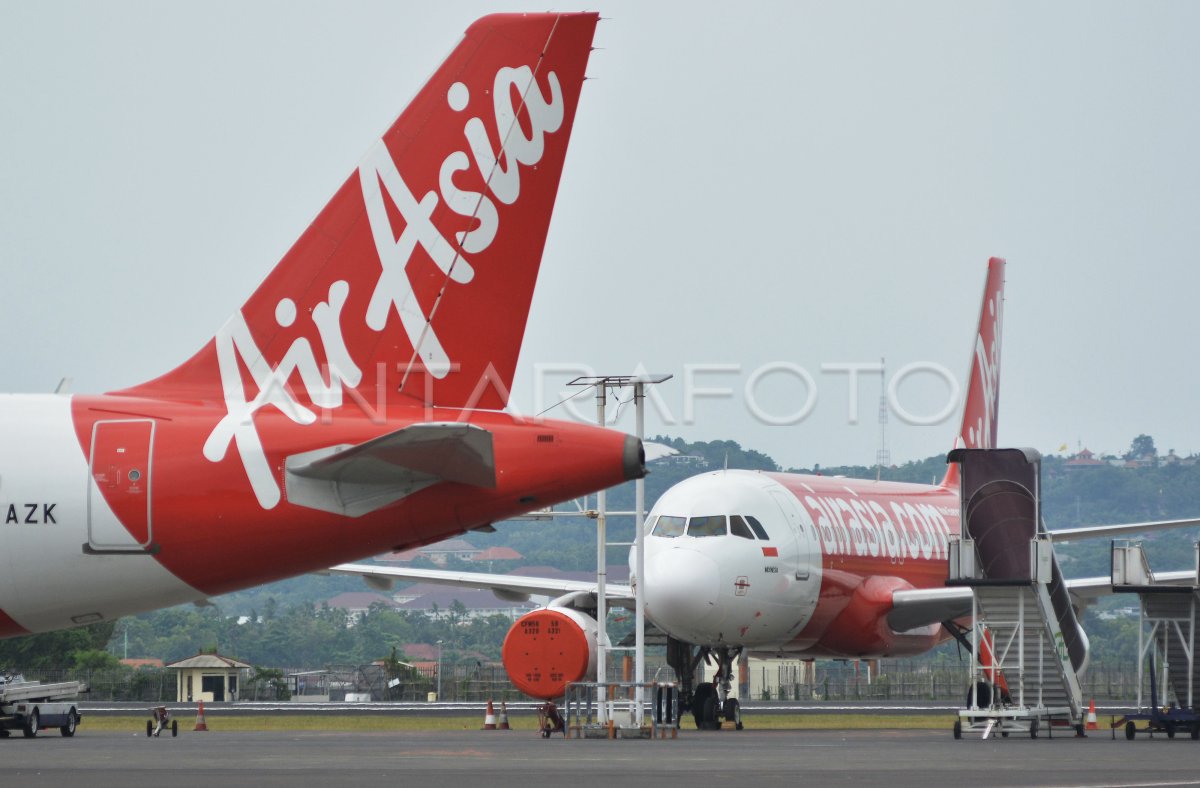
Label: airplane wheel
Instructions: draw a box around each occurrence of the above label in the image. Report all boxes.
[700,695,719,731]
[1126,721,1137,740]
[692,683,717,731]
[1029,719,1038,740]
[967,680,992,709]
[722,698,742,731]
[953,720,962,740]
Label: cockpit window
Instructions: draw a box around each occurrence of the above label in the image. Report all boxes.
[729,515,755,540]
[687,515,727,537]
[643,515,658,535]
[652,515,686,537]
[745,516,769,540]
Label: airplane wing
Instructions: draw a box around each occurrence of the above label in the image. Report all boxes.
[1048,517,1200,542]
[285,422,495,517]
[1064,570,1199,601]
[889,569,1200,634]
[643,442,679,461]
[326,563,632,606]
[885,517,1200,631]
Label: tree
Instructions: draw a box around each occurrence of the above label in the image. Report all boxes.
[0,621,117,670]
[72,649,121,671]
[247,666,290,700]
[1126,434,1157,461]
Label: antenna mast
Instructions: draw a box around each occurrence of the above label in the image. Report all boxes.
[876,357,890,481]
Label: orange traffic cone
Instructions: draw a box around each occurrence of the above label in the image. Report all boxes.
[1086,698,1099,731]
[498,701,511,730]
[481,699,497,730]
[194,700,209,732]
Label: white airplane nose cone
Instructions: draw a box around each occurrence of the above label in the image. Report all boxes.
[644,548,720,630]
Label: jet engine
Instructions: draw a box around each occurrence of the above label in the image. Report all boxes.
[816,575,943,657]
[501,606,598,700]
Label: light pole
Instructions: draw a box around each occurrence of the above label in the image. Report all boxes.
[568,373,670,728]
[436,640,444,702]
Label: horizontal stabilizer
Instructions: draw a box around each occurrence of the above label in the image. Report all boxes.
[888,587,974,633]
[286,423,494,517]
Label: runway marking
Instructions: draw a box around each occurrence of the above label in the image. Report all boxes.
[395,750,488,758]
[1031,782,1200,788]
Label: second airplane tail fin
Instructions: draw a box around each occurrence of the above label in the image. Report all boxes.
[116,13,599,413]
[941,257,1005,489]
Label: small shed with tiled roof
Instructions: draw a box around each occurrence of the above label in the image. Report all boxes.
[472,546,523,562]
[164,652,252,703]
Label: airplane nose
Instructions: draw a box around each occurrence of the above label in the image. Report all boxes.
[644,547,720,629]
[622,435,646,480]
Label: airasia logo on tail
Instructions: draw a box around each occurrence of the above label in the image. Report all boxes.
[204,281,361,509]
[962,273,1003,451]
[359,66,564,380]
[204,65,566,510]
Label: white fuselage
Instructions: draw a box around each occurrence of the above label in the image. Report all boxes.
[0,395,203,634]
[639,470,824,649]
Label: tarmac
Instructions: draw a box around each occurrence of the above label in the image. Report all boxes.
[7,724,1200,788]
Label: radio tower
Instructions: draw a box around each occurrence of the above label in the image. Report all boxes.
[876,357,890,481]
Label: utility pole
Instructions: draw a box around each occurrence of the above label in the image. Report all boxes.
[632,378,648,727]
[876,357,890,481]
[436,639,443,702]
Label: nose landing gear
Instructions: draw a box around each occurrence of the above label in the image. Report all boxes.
[687,646,745,731]
[723,697,743,730]
[690,683,745,730]
[692,682,720,730]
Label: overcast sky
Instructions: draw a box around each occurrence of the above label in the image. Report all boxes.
[2,1,1198,470]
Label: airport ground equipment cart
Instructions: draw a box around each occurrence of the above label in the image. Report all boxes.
[146,706,179,737]
[0,674,86,738]
[1109,540,1200,740]
[1113,654,1200,740]
[564,681,679,739]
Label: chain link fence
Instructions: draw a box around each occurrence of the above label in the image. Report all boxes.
[4,659,1151,704]
[750,659,1144,702]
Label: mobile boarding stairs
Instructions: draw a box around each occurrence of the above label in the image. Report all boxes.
[947,448,1086,740]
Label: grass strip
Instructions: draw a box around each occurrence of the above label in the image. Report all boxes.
[80,713,953,733]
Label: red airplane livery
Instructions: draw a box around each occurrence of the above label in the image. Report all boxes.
[0,13,645,638]
[640,258,1006,663]
[337,259,1007,703]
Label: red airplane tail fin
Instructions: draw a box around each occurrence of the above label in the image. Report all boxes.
[941,257,1005,489]
[116,13,598,412]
